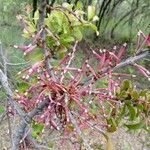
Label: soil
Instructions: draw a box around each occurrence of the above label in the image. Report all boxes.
[0,116,150,150]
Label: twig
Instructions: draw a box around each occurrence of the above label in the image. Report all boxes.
[6,61,30,66]
[80,49,150,85]
[68,111,93,150]
[11,99,49,150]
[113,49,150,71]
[0,41,7,75]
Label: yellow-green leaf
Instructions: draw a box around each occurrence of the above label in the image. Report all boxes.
[87,6,95,21]
[131,90,139,100]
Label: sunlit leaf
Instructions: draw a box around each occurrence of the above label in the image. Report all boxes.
[33,10,39,26]
[62,2,73,10]
[87,6,95,21]
[76,1,83,10]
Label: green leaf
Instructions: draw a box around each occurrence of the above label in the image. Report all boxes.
[25,48,43,64]
[45,10,69,34]
[121,80,132,91]
[137,103,144,110]
[76,1,83,10]
[84,23,99,35]
[107,118,117,132]
[127,104,136,120]
[131,90,139,100]
[33,10,39,26]
[87,6,95,21]
[139,90,147,96]
[50,58,59,66]
[72,27,83,41]
[116,104,126,123]
[0,106,4,113]
[56,46,67,59]
[17,82,29,93]
[60,34,74,45]
[124,122,144,130]
[32,121,44,138]
[22,21,36,38]
[128,67,134,74]
[48,141,54,148]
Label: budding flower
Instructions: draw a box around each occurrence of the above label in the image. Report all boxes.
[17,71,22,75]
[84,109,88,113]
[15,90,19,93]
[22,75,26,79]
[25,75,30,79]
[24,92,28,96]
[132,75,136,78]
[28,68,33,74]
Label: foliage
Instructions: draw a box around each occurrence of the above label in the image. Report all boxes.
[11,2,150,149]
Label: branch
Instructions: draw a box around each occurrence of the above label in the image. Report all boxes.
[80,49,150,86]
[68,111,93,150]
[113,49,150,71]
[11,99,49,150]
[0,69,26,118]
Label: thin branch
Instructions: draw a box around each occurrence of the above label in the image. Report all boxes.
[113,49,150,71]
[0,41,7,75]
[11,99,49,150]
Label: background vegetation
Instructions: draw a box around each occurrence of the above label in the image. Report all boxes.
[0,0,150,149]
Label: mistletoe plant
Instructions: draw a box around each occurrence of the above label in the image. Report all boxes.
[11,1,150,149]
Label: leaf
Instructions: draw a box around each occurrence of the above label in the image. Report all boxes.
[50,58,59,66]
[25,48,43,64]
[116,104,126,123]
[32,121,44,137]
[33,123,44,132]
[72,27,83,41]
[128,67,134,74]
[76,1,83,10]
[62,2,73,10]
[48,141,54,148]
[139,89,147,96]
[131,90,139,100]
[56,46,67,59]
[137,103,144,110]
[87,6,95,21]
[45,10,70,35]
[17,82,29,93]
[0,106,4,113]
[22,21,36,38]
[127,104,136,120]
[92,15,99,22]
[84,23,99,35]
[107,118,117,132]
[60,34,74,45]
[121,80,132,91]
[33,10,39,26]
[124,122,144,130]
